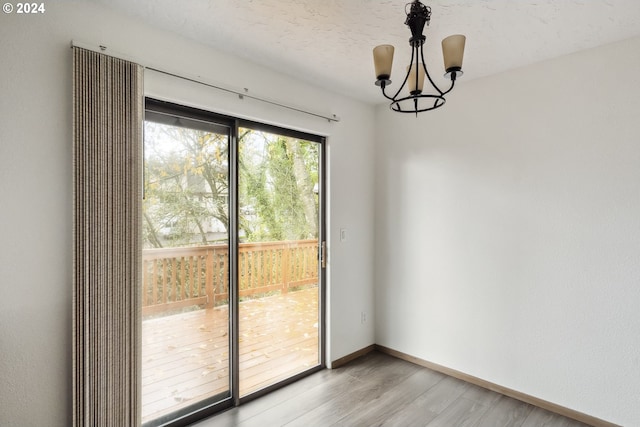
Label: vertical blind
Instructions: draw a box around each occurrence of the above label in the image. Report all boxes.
[72,47,143,426]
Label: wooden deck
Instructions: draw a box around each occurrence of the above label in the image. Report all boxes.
[141,287,320,424]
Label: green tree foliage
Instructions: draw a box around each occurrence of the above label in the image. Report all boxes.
[143,121,319,249]
[239,129,319,242]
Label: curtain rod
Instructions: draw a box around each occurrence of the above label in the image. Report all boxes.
[71,40,341,123]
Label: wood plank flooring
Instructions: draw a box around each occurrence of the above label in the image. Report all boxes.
[193,351,594,427]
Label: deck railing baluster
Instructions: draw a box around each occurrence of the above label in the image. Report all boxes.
[171,258,177,303]
[152,261,158,305]
[142,240,319,316]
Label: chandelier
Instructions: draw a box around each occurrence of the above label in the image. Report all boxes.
[373,0,466,115]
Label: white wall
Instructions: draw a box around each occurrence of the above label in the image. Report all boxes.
[0,2,375,425]
[374,37,640,426]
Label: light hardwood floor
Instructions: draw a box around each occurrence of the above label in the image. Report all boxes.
[193,351,594,427]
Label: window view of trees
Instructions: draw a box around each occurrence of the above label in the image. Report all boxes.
[143,121,319,249]
[143,121,229,248]
[239,128,319,243]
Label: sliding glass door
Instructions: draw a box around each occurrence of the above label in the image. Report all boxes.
[141,104,232,425]
[141,100,325,425]
[237,125,323,397]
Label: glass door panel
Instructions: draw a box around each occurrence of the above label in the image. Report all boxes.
[141,108,231,425]
[237,126,322,396]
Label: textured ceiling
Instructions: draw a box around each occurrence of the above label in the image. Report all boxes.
[83,0,640,104]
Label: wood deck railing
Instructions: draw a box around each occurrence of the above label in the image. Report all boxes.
[142,239,319,316]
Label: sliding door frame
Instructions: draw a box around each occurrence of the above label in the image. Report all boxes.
[143,99,326,425]
[235,118,327,405]
[143,99,236,427]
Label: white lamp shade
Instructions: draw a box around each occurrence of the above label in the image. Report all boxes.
[442,35,466,71]
[373,45,394,80]
[406,64,426,94]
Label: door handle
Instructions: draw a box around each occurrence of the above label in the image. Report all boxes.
[321,241,327,269]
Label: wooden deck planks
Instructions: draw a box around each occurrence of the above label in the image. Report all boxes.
[141,287,319,424]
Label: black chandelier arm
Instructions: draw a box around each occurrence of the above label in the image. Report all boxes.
[380,82,397,102]
[441,77,456,96]
[419,44,444,96]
